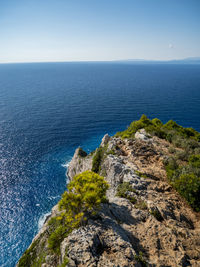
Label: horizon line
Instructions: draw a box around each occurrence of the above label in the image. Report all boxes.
[0,57,200,65]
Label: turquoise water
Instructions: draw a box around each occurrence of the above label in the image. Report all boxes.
[0,62,200,266]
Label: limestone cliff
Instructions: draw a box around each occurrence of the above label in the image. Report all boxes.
[17,128,200,267]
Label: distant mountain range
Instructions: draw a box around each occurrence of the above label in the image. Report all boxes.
[114,57,200,64]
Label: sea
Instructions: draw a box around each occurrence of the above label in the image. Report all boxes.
[0,62,200,267]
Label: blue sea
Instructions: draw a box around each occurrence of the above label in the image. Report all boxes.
[0,62,200,267]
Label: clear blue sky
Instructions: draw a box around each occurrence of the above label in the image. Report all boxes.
[0,0,200,63]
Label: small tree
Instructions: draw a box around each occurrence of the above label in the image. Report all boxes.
[59,171,109,220]
[48,171,109,252]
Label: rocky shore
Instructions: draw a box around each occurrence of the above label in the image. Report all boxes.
[17,128,200,267]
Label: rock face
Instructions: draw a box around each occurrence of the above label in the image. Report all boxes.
[17,131,200,267]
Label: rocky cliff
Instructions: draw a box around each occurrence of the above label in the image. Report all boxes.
[17,124,200,267]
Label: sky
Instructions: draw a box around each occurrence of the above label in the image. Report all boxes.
[0,0,200,63]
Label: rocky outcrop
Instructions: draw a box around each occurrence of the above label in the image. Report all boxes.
[64,133,200,267]
[17,130,200,267]
[67,147,93,179]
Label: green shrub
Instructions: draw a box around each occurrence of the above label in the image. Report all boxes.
[116,114,152,139]
[48,225,69,254]
[152,118,163,126]
[116,115,200,212]
[135,170,149,179]
[92,146,107,173]
[60,171,109,214]
[18,238,46,267]
[48,171,109,253]
[116,182,135,197]
[164,157,200,211]
[116,182,137,204]
[58,256,69,267]
[134,251,147,267]
[18,239,39,267]
[189,154,200,168]
[150,209,163,222]
[116,115,200,144]
[172,173,200,211]
[175,150,188,161]
[168,147,176,154]
[135,200,148,210]
[164,157,178,171]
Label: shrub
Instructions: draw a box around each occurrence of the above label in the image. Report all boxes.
[164,157,178,171]
[116,115,200,145]
[150,209,163,222]
[135,200,148,210]
[60,171,109,214]
[18,237,46,267]
[18,239,39,267]
[116,182,135,197]
[164,157,200,211]
[116,115,200,212]
[189,154,200,168]
[168,147,176,154]
[134,251,147,267]
[116,182,137,204]
[175,150,188,161]
[58,257,69,267]
[92,146,106,173]
[172,173,200,211]
[48,171,109,253]
[116,114,153,139]
[152,118,163,126]
[135,170,149,179]
[48,225,69,254]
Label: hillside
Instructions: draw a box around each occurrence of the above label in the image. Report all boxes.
[17,116,200,267]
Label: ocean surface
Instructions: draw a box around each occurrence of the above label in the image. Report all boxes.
[0,62,200,267]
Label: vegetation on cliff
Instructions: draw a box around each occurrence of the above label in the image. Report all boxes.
[48,170,109,253]
[18,171,109,267]
[18,116,200,266]
[116,115,200,211]
[116,114,200,142]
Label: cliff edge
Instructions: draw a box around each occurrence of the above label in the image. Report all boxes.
[17,116,200,267]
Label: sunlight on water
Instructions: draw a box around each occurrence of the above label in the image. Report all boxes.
[0,62,200,266]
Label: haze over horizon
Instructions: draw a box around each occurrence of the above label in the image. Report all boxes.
[0,0,200,63]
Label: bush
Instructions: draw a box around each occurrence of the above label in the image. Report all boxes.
[168,147,176,154]
[164,157,178,171]
[189,154,200,168]
[116,182,137,204]
[150,209,163,222]
[60,171,109,214]
[135,200,148,210]
[116,115,200,212]
[116,115,200,145]
[18,239,39,267]
[134,251,147,267]
[116,114,152,139]
[172,173,200,211]
[175,150,188,161]
[116,182,135,197]
[92,146,106,173]
[48,225,69,254]
[48,171,109,253]
[18,237,46,267]
[164,157,200,211]
[152,118,163,126]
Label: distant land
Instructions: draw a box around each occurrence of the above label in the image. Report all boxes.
[1,57,200,65]
[114,57,200,64]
